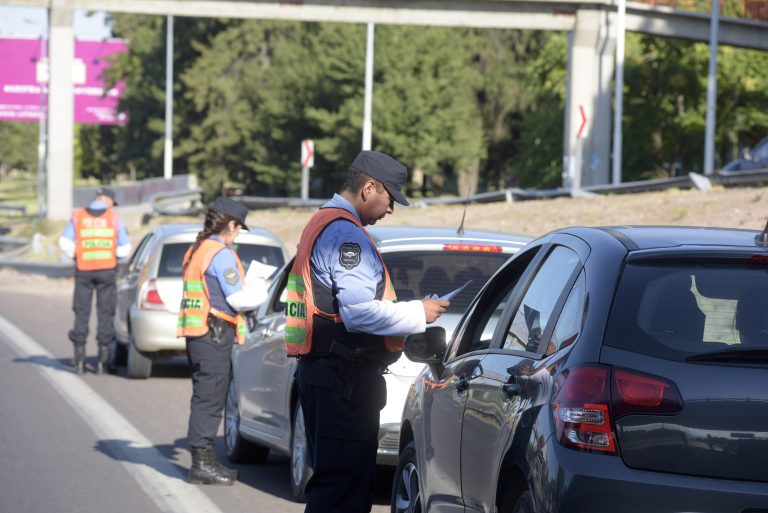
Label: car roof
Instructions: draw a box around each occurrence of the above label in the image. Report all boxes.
[368,226,530,253]
[149,223,284,246]
[561,225,764,251]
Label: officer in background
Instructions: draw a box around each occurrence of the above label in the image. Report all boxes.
[285,150,449,513]
[177,197,268,485]
[59,187,131,374]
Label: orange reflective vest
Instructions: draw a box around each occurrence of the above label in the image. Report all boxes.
[285,207,403,357]
[177,238,247,345]
[73,208,119,271]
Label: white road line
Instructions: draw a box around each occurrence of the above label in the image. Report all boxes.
[0,314,226,513]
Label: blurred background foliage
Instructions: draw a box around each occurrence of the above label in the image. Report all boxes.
[1,16,767,198]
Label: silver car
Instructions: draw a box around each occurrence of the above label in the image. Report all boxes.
[225,226,531,501]
[112,223,288,379]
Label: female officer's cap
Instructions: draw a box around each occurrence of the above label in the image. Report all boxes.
[211,196,249,231]
[350,150,409,206]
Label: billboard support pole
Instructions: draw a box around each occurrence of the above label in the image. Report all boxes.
[37,9,49,218]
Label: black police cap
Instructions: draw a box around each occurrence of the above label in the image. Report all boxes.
[95,187,118,206]
[211,196,249,231]
[350,150,409,206]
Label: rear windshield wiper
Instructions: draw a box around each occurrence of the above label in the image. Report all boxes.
[686,348,768,363]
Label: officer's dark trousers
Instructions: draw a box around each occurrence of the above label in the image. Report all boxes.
[186,327,234,449]
[297,356,387,513]
[69,268,117,348]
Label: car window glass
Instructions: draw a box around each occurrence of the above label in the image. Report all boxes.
[547,271,587,356]
[752,138,768,162]
[450,247,541,359]
[382,250,510,313]
[502,246,580,352]
[231,243,285,275]
[128,234,153,273]
[157,242,285,279]
[606,263,768,359]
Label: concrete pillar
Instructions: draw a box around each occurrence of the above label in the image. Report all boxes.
[563,9,615,189]
[46,2,74,220]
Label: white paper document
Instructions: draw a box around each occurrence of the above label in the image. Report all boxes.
[245,260,278,284]
[429,280,472,301]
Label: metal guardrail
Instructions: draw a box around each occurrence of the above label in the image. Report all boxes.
[3,168,768,277]
[142,188,205,225]
[0,236,74,278]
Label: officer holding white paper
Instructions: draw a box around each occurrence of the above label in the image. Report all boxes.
[177,197,268,486]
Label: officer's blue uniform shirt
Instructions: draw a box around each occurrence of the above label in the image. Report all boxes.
[62,200,130,247]
[205,235,243,316]
[310,194,425,336]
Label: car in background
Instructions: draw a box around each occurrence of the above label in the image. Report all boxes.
[395,226,768,513]
[721,136,768,173]
[112,223,288,379]
[225,226,531,501]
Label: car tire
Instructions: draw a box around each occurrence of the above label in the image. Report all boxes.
[224,378,269,464]
[290,401,312,502]
[109,337,128,368]
[511,490,534,513]
[126,335,153,379]
[391,441,421,513]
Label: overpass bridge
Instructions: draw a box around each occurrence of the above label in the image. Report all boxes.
[4,0,768,219]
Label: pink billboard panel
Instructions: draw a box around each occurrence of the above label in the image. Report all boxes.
[0,38,128,125]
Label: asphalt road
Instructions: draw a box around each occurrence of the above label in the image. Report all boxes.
[0,274,394,513]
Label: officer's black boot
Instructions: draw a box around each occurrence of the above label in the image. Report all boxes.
[189,446,237,485]
[96,345,110,375]
[73,345,85,375]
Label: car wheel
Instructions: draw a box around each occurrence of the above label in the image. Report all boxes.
[224,378,269,464]
[391,441,421,513]
[108,337,127,368]
[126,335,153,379]
[290,401,312,502]
[511,490,534,513]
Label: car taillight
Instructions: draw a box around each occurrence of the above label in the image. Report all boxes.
[552,365,682,455]
[140,279,166,310]
[553,366,616,454]
[611,368,682,419]
[442,243,502,253]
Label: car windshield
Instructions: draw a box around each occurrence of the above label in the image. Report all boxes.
[382,250,510,314]
[605,262,768,360]
[158,242,285,278]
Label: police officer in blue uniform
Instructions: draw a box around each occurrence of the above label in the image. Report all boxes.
[179,197,269,485]
[59,187,132,374]
[295,151,449,513]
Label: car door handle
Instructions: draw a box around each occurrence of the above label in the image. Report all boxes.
[501,382,521,398]
[454,376,470,392]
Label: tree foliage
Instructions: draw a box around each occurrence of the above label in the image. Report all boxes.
[2,14,767,198]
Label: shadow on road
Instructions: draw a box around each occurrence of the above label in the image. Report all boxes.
[13,354,76,373]
[236,450,396,507]
[95,438,188,480]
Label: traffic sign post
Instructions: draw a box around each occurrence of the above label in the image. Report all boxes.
[300,139,315,200]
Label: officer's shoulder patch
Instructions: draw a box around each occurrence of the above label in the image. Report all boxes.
[339,242,362,270]
[223,268,239,285]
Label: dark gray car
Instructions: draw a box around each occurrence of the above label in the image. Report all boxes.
[396,225,768,513]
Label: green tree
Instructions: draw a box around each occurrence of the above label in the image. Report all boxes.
[0,121,38,178]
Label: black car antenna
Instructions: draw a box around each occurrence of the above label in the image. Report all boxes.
[755,218,768,247]
[457,188,471,237]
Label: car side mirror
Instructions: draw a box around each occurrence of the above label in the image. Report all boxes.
[405,326,447,375]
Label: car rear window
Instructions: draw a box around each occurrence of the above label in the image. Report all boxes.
[158,242,285,278]
[605,262,768,360]
[382,250,510,314]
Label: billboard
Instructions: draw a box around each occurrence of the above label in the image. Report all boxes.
[0,38,128,125]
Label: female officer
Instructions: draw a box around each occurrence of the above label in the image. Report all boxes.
[177,196,268,485]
